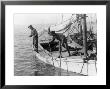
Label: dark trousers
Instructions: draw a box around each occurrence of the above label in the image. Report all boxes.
[33,36,38,52]
[59,38,71,56]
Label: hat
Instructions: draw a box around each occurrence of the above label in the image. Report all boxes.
[28,25,33,28]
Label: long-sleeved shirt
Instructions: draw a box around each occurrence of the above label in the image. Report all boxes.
[29,28,38,37]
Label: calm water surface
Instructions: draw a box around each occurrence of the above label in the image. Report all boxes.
[14,26,37,76]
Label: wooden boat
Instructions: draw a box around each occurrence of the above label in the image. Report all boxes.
[35,42,96,76]
[35,14,97,76]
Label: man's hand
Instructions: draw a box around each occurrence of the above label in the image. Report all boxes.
[29,35,32,37]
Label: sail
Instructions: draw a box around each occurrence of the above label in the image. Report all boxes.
[50,19,72,33]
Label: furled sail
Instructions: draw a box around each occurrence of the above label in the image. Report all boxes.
[49,19,72,33]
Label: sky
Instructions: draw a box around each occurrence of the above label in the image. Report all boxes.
[14,14,69,25]
[14,13,97,25]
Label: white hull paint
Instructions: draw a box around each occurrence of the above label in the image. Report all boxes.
[35,51,97,76]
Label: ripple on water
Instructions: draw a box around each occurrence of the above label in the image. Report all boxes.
[14,30,36,76]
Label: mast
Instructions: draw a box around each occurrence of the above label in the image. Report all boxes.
[82,14,87,58]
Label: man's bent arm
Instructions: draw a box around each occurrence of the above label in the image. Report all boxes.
[29,35,33,37]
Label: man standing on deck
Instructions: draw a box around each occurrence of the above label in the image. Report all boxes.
[48,27,71,57]
[28,25,38,53]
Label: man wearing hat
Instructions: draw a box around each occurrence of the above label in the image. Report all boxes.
[28,25,38,52]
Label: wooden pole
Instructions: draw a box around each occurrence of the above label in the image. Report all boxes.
[82,14,87,58]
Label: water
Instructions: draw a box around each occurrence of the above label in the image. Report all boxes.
[14,25,37,76]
